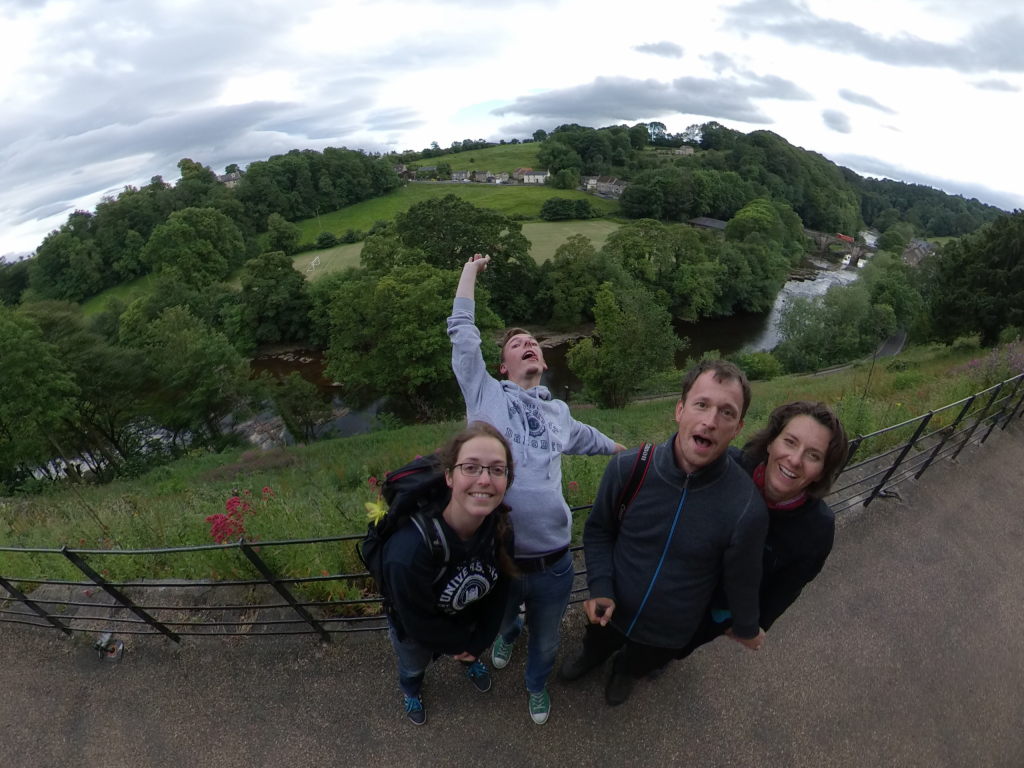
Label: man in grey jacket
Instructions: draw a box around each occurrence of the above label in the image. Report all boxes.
[562,359,768,705]
[448,254,624,725]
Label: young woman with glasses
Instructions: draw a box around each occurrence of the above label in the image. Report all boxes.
[383,421,518,725]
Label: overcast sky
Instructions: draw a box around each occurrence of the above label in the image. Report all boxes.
[2,0,1022,259]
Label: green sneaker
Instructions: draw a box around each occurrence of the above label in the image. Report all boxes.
[491,635,514,669]
[528,688,551,725]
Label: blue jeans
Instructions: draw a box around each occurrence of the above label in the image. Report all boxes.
[388,622,433,698]
[498,550,574,693]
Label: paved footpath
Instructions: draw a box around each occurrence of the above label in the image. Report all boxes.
[3,422,1024,768]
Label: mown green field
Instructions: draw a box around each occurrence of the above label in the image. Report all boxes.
[79,274,156,317]
[521,220,621,264]
[408,143,540,172]
[291,220,624,278]
[296,183,620,243]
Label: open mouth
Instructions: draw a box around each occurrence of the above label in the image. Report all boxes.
[777,465,798,480]
[522,351,537,361]
[693,435,712,449]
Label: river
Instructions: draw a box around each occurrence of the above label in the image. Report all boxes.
[250,257,860,430]
[541,257,860,394]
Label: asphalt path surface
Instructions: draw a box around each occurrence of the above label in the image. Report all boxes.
[3,419,1023,767]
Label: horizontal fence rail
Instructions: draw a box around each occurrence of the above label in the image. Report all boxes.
[3,372,1023,644]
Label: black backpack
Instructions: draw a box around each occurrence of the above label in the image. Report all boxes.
[356,454,452,611]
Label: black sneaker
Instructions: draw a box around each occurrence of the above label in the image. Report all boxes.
[465,660,492,693]
[604,657,636,706]
[403,695,426,725]
[558,648,606,681]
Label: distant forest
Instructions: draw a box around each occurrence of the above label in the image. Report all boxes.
[0,121,1007,309]
[2,122,1020,492]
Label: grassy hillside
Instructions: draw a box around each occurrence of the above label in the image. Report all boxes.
[2,340,1005,585]
[296,183,620,243]
[408,143,540,172]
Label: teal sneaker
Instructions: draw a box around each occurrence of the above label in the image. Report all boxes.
[466,660,492,692]
[528,688,551,725]
[403,695,426,726]
[491,635,514,669]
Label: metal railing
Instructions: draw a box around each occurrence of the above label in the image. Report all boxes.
[3,372,1023,645]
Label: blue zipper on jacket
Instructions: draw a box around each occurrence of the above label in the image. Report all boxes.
[624,479,689,638]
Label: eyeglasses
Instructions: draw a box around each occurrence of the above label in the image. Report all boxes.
[453,463,510,478]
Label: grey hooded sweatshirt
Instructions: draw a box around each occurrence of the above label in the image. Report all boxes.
[448,296,618,558]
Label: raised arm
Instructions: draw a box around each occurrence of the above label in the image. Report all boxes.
[456,253,490,300]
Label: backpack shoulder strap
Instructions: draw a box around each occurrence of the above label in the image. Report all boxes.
[614,442,655,528]
[410,510,451,584]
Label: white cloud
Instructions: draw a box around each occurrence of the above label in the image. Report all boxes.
[2,0,1023,256]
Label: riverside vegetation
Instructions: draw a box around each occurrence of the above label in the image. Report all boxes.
[2,337,1021,605]
[2,121,1022,600]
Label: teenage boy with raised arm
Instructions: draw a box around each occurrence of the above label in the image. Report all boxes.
[447,253,624,725]
[561,359,769,706]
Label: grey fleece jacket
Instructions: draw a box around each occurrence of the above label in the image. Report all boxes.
[583,436,768,647]
[448,296,618,557]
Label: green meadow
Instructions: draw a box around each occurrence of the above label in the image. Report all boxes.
[407,142,540,172]
[296,183,620,243]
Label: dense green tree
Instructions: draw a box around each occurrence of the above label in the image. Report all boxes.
[28,212,104,301]
[142,207,245,288]
[542,235,627,327]
[567,283,683,408]
[268,372,332,444]
[0,259,30,305]
[18,301,155,477]
[236,250,312,347]
[774,282,895,372]
[0,306,78,487]
[537,140,583,175]
[323,264,502,421]
[393,195,538,321]
[925,211,1024,345]
[132,306,252,444]
[266,213,301,255]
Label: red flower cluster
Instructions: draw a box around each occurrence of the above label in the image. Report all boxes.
[206,493,256,544]
[567,481,580,493]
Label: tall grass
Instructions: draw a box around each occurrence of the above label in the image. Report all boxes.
[4,340,1017,587]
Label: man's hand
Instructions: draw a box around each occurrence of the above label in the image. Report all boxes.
[456,254,490,299]
[725,626,765,651]
[466,253,490,272]
[612,442,627,453]
[584,597,615,626]
[452,651,477,662]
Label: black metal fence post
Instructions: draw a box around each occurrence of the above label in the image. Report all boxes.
[915,396,975,480]
[0,575,72,636]
[1000,375,1024,430]
[864,412,933,507]
[981,376,1021,444]
[60,546,181,643]
[951,383,1003,462]
[237,539,331,643]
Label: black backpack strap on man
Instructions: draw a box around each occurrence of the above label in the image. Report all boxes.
[614,442,654,530]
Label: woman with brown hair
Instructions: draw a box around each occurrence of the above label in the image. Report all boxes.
[679,400,849,661]
[383,421,517,725]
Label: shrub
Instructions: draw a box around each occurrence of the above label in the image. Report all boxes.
[729,351,783,381]
[315,231,338,249]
